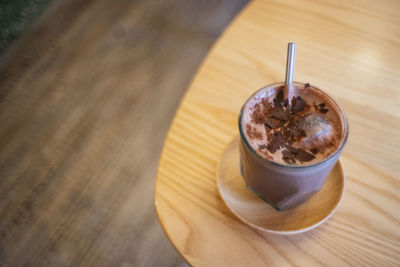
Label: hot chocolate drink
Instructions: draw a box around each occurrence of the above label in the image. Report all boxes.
[239,82,348,210]
[242,83,343,166]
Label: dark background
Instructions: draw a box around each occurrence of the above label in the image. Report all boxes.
[0,0,249,266]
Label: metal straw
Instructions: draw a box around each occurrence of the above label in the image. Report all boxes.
[285,43,296,85]
[284,43,296,104]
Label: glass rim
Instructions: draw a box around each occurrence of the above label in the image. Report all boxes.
[238,81,349,169]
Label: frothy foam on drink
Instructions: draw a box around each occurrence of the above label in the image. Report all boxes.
[241,83,344,166]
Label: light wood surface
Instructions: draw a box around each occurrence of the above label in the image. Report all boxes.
[155,0,400,266]
[0,0,248,266]
[217,137,344,235]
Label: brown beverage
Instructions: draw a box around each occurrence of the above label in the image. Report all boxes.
[239,82,348,210]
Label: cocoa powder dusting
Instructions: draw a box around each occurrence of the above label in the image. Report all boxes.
[253,89,318,164]
[251,104,266,124]
[246,124,263,140]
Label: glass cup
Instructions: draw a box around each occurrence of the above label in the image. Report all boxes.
[238,82,348,210]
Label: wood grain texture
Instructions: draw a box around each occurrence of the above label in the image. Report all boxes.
[217,137,344,234]
[0,0,249,266]
[155,0,400,266]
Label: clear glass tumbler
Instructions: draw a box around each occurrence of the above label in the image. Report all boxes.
[238,82,348,210]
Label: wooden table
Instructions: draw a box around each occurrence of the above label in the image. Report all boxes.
[155,0,400,265]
